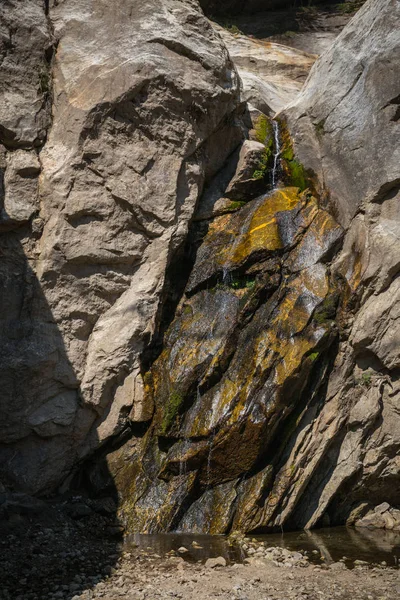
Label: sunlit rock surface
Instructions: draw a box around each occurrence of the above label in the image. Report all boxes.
[270,0,400,530]
[216,25,316,115]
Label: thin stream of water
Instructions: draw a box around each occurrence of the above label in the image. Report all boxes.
[179,439,188,479]
[272,119,281,189]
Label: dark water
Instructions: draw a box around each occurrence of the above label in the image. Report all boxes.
[124,532,245,563]
[254,527,400,567]
[124,527,400,567]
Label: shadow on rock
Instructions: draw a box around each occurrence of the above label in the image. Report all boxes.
[0,223,122,599]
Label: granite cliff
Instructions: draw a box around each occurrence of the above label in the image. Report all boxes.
[0,0,399,534]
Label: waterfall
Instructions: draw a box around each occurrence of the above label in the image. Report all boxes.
[222,266,231,285]
[271,120,281,189]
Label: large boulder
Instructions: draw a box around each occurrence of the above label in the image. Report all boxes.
[0,0,241,494]
[283,0,400,228]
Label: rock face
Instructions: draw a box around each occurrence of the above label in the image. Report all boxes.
[216,25,316,115]
[102,162,345,532]
[0,0,241,494]
[0,0,399,536]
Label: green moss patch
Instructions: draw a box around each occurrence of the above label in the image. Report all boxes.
[223,23,242,35]
[253,148,272,181]
[161,390,184,434]
[314,119,326,136]
[336,1,365,14]
[278,118,309,191]
[314,294,338,325]
[254,114,273,145]
[38,68,50,95]
[228,200,247,211]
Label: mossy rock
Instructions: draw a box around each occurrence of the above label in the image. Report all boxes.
[253,147,272,181]
[227,200,247,211]
[252,115,274,181]
[161,390,184,434]
[278,117,309,191]
[255,114,273,142]
[313,292,339,324]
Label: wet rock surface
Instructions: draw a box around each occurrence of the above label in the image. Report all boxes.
[111,176,344,532]
[271,0,400,530]
[1,0,399,564]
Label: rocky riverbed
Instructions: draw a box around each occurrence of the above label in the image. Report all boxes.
[1,502,399,600]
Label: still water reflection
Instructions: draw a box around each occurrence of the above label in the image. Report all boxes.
[124,526,400,567]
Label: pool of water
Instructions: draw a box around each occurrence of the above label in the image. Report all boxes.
[254,526,400,567]
[124,532,245,563]
[124,526,400,567]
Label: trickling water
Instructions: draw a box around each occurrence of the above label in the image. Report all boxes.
[222,267,231,285]
[197,385,217,489]
[179,439,188,479]
[272,120,281,189]
[206,434,214,488]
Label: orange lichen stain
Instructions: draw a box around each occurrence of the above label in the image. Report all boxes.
[196,187,303,270]
[249,216,277,235]
[347,252,363,292]
[211,265,329,429]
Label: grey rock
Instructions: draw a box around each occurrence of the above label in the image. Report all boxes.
[217,25,316,115]
[91,497,117,516]
[329,562,347,571]
[65,503,92,519]
[355,512,386,530]
[225,140,268,199]
[375,502,391,515]
[3,150,40,222]
[205,556,227,568]
[284,0,400,229]
[351,278,400,370]
[0,492,48,515]
[0,0,241,493]
[254,0,400,532]
[0,0,51,147]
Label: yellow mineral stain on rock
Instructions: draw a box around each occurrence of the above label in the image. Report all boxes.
[232,465,273,532]
[249,216,277,235]
[274,336,314,386]
[228,188,302,265]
